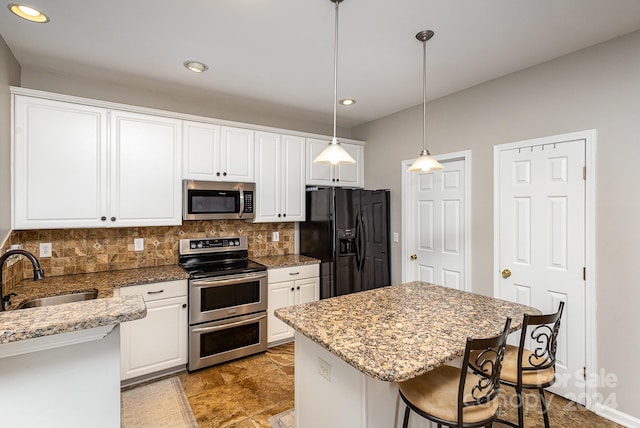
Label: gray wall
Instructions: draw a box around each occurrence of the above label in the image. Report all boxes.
[0,35,20,243]
[20,66,343,137]
[353,30,640,418]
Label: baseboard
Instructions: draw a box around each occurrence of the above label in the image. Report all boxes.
[594,403,640,428]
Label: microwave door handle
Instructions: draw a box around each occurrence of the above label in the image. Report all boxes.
[191,314,267,334]
[239,190,245,218]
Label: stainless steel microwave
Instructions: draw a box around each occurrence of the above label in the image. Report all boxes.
[183,180,255,220]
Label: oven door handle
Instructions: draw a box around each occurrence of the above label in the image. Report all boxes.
[191,314,267,334]
[190,272,267,287]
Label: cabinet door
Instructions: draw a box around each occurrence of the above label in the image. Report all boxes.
[267,280,295,344]
[183,121,220,180]
[120,295,188,380]
[13,96,108,229]
[281,135,306,221]
[220,126,254,182]
[305,138,334,186]
[110,110,182,227]
[336,143,364,188]
[296,277,320,305]
[254,131,281,222]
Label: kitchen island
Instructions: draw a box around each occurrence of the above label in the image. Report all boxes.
[275,281,540,428]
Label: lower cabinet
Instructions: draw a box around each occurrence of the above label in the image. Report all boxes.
[267,264,319,345]
[116,280,188,381]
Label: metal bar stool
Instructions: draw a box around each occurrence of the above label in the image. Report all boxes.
[398,318,512,428]
[492,302,564,428]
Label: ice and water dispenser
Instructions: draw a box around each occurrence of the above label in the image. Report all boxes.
[338,229,356,255]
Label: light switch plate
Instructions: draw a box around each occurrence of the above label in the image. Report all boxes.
[272,231,279,242]
[393,232,399,242]
[134,238,144,252]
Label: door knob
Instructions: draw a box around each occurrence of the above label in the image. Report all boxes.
[501,269,511,279]
[410,254,417,260]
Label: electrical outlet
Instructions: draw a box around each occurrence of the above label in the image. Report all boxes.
[318,357,332,382]
[134,238,144,252]
[39,242,52,258]
[272,231,279,242]
[393,232,399,243]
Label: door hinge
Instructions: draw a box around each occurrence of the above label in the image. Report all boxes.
[583,366,587,380]
[583,166,586,180]
[583,267,586,281]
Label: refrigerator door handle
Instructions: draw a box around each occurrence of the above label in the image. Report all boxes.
[354,212,362,270]
[359,213,367,271]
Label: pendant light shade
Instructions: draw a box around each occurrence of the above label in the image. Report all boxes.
[408,30,444,173]
[313,0,356,165]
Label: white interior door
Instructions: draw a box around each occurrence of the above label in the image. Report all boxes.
[496,137,586,403]
[405,155,468,290]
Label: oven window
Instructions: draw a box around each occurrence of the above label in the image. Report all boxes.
[190,191,238,214]
[200,322,260,357]
[201,281,261,312]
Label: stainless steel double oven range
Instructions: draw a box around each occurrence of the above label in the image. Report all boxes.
[179,237,267,371]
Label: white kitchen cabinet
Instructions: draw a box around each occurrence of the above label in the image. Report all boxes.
[305,138,364,188]
[12,95,182,229]
[109,110,183,227]
[254,131,305,222]
[183,121,255,182]
[116,280,188,382]
[267,264,319,345]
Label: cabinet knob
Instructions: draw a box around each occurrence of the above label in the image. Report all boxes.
[336,178,340,182]
[297,286,300,290]
[283,213,286,217]
[182,304,187,308]
[223,172,227,176]
[278,214,281,218]
[101,216,107,221]
[216,172,221,176]
[111,217,116,222]
[291,287,294,291]
[332,178,336,182]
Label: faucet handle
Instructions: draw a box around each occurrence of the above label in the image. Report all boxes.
[2,292,17,310]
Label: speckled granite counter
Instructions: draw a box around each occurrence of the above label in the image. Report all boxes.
[251,254,319,269]
[275,281,541,382]
[0,265,188,345]
[8,264,189,308]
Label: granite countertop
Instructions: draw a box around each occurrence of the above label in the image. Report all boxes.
[275,281,541,383]
[0,265,189,345]
[251,254,320,269]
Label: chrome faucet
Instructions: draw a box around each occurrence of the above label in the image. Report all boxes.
[0,249,45,311]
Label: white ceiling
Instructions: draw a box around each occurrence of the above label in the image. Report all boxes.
[2,0,640,128]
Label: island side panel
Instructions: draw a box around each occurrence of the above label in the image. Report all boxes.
[295,333,438,428]
[0,325,121,427]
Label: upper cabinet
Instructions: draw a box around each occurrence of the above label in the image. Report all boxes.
[13,96,182,229]
[305,138,364,188]
[254,132,305,222]
[183,121,254,182]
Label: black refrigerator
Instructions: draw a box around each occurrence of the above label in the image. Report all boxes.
[300,187,391,299]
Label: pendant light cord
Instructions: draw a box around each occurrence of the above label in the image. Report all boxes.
[422,36,427,154]
[332,0,339,142]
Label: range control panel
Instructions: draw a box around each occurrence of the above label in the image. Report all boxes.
[179,237,248,255]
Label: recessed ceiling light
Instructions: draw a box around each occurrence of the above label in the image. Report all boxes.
[8,4,49,23]
[339,98,357,106]
[183,61,208,73]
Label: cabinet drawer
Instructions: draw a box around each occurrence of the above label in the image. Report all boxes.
[118,280,187,302]
[268,264,319,283]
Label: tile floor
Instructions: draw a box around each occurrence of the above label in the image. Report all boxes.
[176,341,621,428]
[178,343,295,428]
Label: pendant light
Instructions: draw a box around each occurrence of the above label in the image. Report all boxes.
[313,0,356,165]
[408,30,444,173]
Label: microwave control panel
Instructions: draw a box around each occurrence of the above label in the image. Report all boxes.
[243,191,254,213]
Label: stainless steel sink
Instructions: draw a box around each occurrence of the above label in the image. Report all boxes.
[17,290,98,309]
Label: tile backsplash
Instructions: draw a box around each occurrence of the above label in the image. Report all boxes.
[1,220,294,293]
